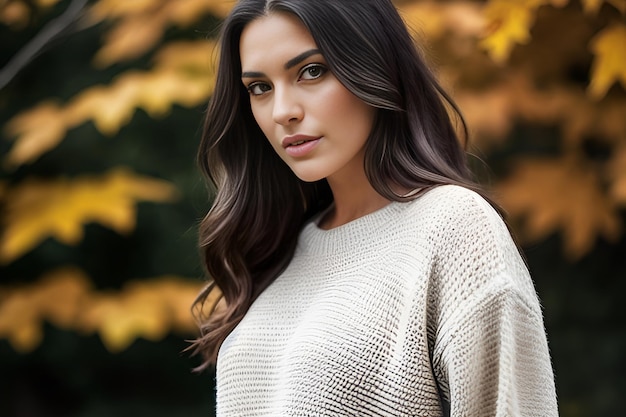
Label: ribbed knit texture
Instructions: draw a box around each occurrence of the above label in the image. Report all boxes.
[215,185,558,416]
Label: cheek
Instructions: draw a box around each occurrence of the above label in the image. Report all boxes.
[320,86,374,135]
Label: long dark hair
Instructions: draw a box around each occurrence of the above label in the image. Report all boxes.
[189,0,494,369]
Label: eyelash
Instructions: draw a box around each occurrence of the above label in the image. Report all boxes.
[298,63,327,81]
[246,63,328,96]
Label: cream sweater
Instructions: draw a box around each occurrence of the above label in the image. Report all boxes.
[216,185,558,416]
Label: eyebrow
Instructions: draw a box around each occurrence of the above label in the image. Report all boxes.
[241,48,322,78]
[284,49,321,69]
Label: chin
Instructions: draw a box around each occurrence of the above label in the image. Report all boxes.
[289,166,329,183]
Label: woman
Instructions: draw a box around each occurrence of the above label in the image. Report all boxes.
[190,0,558,416]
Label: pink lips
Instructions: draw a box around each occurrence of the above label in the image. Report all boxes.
[282,134,322,157]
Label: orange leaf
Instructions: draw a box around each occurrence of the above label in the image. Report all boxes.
[3,101,68,169]
[608,145,626,205]
[495,156,622,259]
[0,291,42,352]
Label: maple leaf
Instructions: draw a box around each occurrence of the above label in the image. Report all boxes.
[66,75,144,135]
[3,101,68,169]
[90,0,232,67]
[79,291,170,352]
[398,1,485,42]
[453,83,515,144]
[123,277,205,334]
[88,0,159,22]
[4,41,217,167]
[0,168,178,264]
[495,156,622,259]
[77,276,203,352]
[0,289,42,352]
[164,0,235,24]
[480,0,545,63]
[0,266,90,352]
[0,270,203,353]
[92,15,167,67]
[588,24,626,99]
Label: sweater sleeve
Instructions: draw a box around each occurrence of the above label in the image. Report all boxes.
[426,186,558,417]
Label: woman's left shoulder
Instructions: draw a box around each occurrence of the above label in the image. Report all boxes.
[407,184,505,231]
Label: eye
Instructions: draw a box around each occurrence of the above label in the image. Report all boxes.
[299,64,327,81]
[247,82,272,96]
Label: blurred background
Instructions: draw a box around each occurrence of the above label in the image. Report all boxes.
[0,0,624,416]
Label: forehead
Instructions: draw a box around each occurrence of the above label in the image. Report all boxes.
[239,12,318,70]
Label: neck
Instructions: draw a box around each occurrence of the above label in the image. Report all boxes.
[319,166,391,230]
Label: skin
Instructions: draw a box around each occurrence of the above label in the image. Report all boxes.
[240,12,391,229]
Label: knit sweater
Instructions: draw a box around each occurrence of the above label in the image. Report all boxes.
[215,185,558,416]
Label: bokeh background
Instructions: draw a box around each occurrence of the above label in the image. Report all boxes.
[1,0,624,416]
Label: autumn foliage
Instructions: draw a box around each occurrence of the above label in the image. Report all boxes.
[0,0,624,377]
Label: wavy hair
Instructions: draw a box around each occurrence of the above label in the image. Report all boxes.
[189,0,494,369]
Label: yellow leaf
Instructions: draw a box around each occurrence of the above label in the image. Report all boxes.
[5,40,218,168]
[588,24,626,99]
[93,15,167,68]
[480,0,545,63]
[0,267,91,352]
[79,278,198,352]
[108,294,169,351]
[3,101,68,169]
[66,74,144,135]
[0,291,42,352]
[164,0,236,24]
[88,0,159,22]
[0,272,204,353]
[0,168,178,264]
[90,0,232,67]
[152,40,218,72]
[33,267,92,328]
[496,156,622,259]
[131,277,206,333]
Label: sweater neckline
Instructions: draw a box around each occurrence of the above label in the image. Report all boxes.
[299,200,407,255]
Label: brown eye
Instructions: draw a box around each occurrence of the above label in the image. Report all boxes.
[247,82,272,96]
[299,64,326,81]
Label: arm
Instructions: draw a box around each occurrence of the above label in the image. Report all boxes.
[426,186,558,417]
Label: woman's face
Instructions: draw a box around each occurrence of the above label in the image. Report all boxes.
[239,12,375,183]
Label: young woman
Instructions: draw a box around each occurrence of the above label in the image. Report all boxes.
[190,0,558,416]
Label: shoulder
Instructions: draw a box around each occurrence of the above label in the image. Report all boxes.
[415,186,541,312]
[401,185,508,243]
[411,184,501,221]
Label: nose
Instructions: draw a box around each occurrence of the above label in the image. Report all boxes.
[272,86,303,126]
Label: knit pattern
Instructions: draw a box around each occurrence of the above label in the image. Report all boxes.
[215,185,558,416]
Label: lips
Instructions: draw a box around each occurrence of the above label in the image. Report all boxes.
[282,134,322,157]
